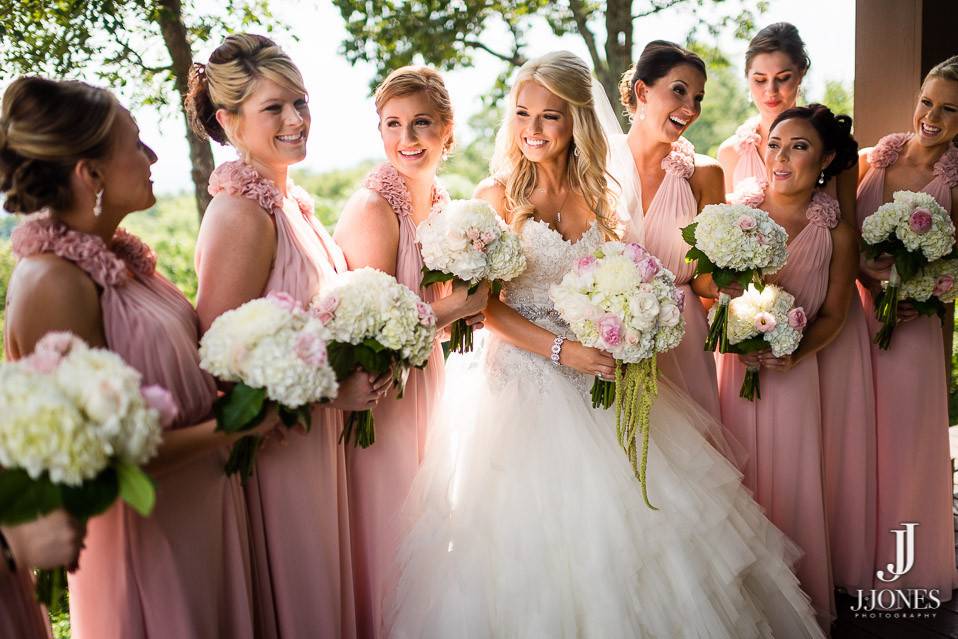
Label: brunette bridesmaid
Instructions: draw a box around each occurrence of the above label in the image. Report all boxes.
[2,76,262,638]
[333,66,489,638]
[717,104,860,628]
[856,55,958,598]
[189,34,386,638]
[617,40,724,419]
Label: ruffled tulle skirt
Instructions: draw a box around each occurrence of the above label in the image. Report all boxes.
[384,333,826,639]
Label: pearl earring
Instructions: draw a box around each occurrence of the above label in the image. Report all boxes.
[93,189,104,217]
[817,171,825,186]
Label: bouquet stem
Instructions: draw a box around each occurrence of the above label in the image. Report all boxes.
[35,566,67,612]
[224,435,262,483]
[590,376,615,409]
[614,357,659,510]
[449,318,473,353]
[705,296,730,352]
[874,265,900,350]
[340,410,376,448]
[739,366,761,401]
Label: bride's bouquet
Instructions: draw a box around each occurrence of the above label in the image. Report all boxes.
[860,190,956,349]
[718,284,807,400]
[0,332,169,607]
[199,292,339,481]
[311,267,437,448]
[681,203,788,352]
[417,199,525,352]
[551,241,685,509]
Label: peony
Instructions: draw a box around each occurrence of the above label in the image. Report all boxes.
[636,256,660,282]
[598,314,623,347]
[141,385,178,429]
[787,307,808,331]
[909,207,933,234]
[934,274,955,296]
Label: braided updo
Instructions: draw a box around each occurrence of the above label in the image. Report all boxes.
[0,77,119,214]
[771,103,858,185]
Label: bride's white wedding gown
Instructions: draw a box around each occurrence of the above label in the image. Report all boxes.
[385,219,826,639]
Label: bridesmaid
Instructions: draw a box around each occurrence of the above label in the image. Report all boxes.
[189,34,388,638]
[1,77,263,638]
[717,104,860,628]
[722,23,878,593]
[0,514,84,639]
[333,66,489,638]
[856,55,958,598]
[617,40,724,418]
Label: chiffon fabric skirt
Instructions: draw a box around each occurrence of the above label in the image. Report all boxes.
[384,332,825,639]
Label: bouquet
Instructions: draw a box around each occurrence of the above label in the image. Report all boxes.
[717,284,807,400]
[0,332,168,607]
[681,203,788,351]
[417,198,526,352]
[199,292,339,481]
[551,241,686,509]
[860,190,956,348]
[311,267,437,447]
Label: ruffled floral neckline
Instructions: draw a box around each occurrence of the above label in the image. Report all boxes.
[869,132,958,188]
[728,180,839,229]
[208,160,316,219]
[363,163,450,220]
[732,116,762,154]
[661,137,695,179]
[10,214,156,287]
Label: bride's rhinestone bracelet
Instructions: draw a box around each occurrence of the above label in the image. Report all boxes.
[551,335,565,367]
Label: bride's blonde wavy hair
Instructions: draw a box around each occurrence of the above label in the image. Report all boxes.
[490,51,618,240]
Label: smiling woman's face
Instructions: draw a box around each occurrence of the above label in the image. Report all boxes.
[379,91,450,180]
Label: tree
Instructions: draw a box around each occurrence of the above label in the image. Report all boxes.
[0,0,283,219]
[819,79,854,118]
[333,0,767,128]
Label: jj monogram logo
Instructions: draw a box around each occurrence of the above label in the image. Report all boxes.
[876,522,918,582]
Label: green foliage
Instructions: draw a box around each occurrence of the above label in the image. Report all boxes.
[820,79,854,118]
[684,43,752,157]
[0,237,14,360]
[121,195,200,302]
[292,161,377,229]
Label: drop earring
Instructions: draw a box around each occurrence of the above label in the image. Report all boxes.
[93,189,104,217]
[638,104,647,121]
[817,170,825,186]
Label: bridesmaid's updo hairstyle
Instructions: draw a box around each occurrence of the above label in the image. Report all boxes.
[186,33,307,146]
[374,66,455,152]
[925,55,958,85]
[0,76,119,214]
[618,41,707,114]
[744,22,810,76]
[771,103,858,185]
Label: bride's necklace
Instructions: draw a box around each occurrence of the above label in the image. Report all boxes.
[536,186,572,224]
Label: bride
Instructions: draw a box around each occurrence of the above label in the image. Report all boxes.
[383,51,826,639]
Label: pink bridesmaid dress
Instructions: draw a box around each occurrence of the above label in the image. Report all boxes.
[724,116,766,191]
[345,163,448,639]
[857,132,958,596]
[9,216,256,638]
[0,569,50,639]
[207,160,357,639]
[622,137,720,418]
[717,191,840,627]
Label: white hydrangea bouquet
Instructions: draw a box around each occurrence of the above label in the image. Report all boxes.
[717,284,807,400]
[311,267,437,448]
[199,292,338,481]
[417,198,525,352]
[898,258,958,312]
[860,190,956,349]
[681,203,788,352]
[0,332,170,606]
[551,241,686,510]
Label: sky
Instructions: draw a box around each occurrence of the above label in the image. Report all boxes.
[128,0,856,194]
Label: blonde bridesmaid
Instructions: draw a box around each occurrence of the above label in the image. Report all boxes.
[2,77,262,638]
[856,55,958,599]
[333,67,489,638]
[189,34,387,638]
[717,104,860,628]
[616,40,724,418]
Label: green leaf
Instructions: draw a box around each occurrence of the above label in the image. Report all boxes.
[355,344,390,375]
[0,469,61,525]
[361,337,386,353]
[214,383,268,432]
[327,342,358,380]
[680,222,698,246]
[728,335,770,354]
[61,467,119,520]
[420,268,455,288]
[116,461,156,517]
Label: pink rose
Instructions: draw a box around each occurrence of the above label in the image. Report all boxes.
[472,240,487,253]
[576,255,597,274]
[141,384,179,429]
[295,331,328,367]
[267,291,302,313]
[787,307,807,331]
[480,230,497,245]
[311,295,339,324]
[416,301,436,326]
[754,312,777,333]
[35,331,80,357]
[597,314,623,347]
[671,287,686,312]
[736,214,757,231]
[909,207,933,234]
[934,274,954,296]
[624,243,649,264]
[466,228,480,241]
[637,256,661,282]
[755,233,768,246]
